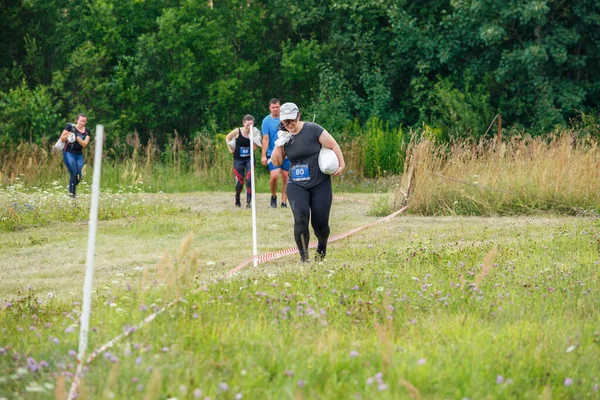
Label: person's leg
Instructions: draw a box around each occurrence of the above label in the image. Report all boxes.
[233,161,244,207]
[309,178,333,260]
[268,162,282,208]
[62,152,77,197]
[280,158,290,206]
[286,183,311,262]
[72,154,84,197]
[244,160,252,206]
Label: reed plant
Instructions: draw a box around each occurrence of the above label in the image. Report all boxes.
[376,132,600,216]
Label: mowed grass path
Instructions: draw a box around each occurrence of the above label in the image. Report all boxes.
[1,192,599,399]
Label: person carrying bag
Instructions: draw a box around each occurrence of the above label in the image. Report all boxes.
[58,114,91,198]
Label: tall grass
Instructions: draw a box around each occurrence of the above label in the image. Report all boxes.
[0,129,390,194]
[0,132,268,193]
[3,128,600,210]
[379,133,600,216]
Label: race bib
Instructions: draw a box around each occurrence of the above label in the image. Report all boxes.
[239,147,250,157]
[291,164,310,182]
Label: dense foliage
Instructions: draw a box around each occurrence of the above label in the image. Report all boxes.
[1,0,599,148]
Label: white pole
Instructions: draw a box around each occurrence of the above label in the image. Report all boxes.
[77,125,104,363]
[249,125,258,267]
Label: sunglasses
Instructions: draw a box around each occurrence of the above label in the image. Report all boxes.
[282,119,297,126]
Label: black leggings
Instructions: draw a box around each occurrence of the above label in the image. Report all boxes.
[286,178,332,261]
[233,159,252,202]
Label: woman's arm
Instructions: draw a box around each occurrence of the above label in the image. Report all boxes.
[319,130,345,176]
[59,129,71,142]
[270,145,286,166]
[225,128,238,154]
[76,133,90,148]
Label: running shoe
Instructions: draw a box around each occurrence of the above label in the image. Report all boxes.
[281,202,287,208]
[270,195,277,208]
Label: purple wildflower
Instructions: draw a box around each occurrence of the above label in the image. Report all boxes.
[193,388,203,398]
[350,350,359,357]
[65,326,74,333]
[235,394,243,400]
[137,384,144,391]
[27,357,40,372]
[496,375,504,384]
[219,382,229,392]
[297,380,306,388]
[68,350,77,357]
[564,378,573,387]
[378,383,388,391]
[284,370,294,377]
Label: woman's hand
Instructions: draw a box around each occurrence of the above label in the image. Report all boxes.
[75,133,90,148]
[270,146,285,166]
[332,160,345,177]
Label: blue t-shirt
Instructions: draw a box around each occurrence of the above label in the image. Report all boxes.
[261,115,280,157]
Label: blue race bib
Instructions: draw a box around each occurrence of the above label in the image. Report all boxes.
[239,147,250,157]
[291,164,310,181]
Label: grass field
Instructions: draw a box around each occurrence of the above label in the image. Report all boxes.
[1,190,599,399]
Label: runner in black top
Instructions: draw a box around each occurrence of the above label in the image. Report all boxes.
[225,115,260,207]
[270,103,345,262]
[59,114,90,198]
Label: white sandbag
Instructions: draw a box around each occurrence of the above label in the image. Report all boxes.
[228,137,236,150]
[251,127,262,147]
[318,147,339,175]
[274,130,292,147]
[52,138,65,152]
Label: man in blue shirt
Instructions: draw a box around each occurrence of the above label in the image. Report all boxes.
[261,98,290,208]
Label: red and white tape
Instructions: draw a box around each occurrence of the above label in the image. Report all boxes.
[225,205,408,277]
